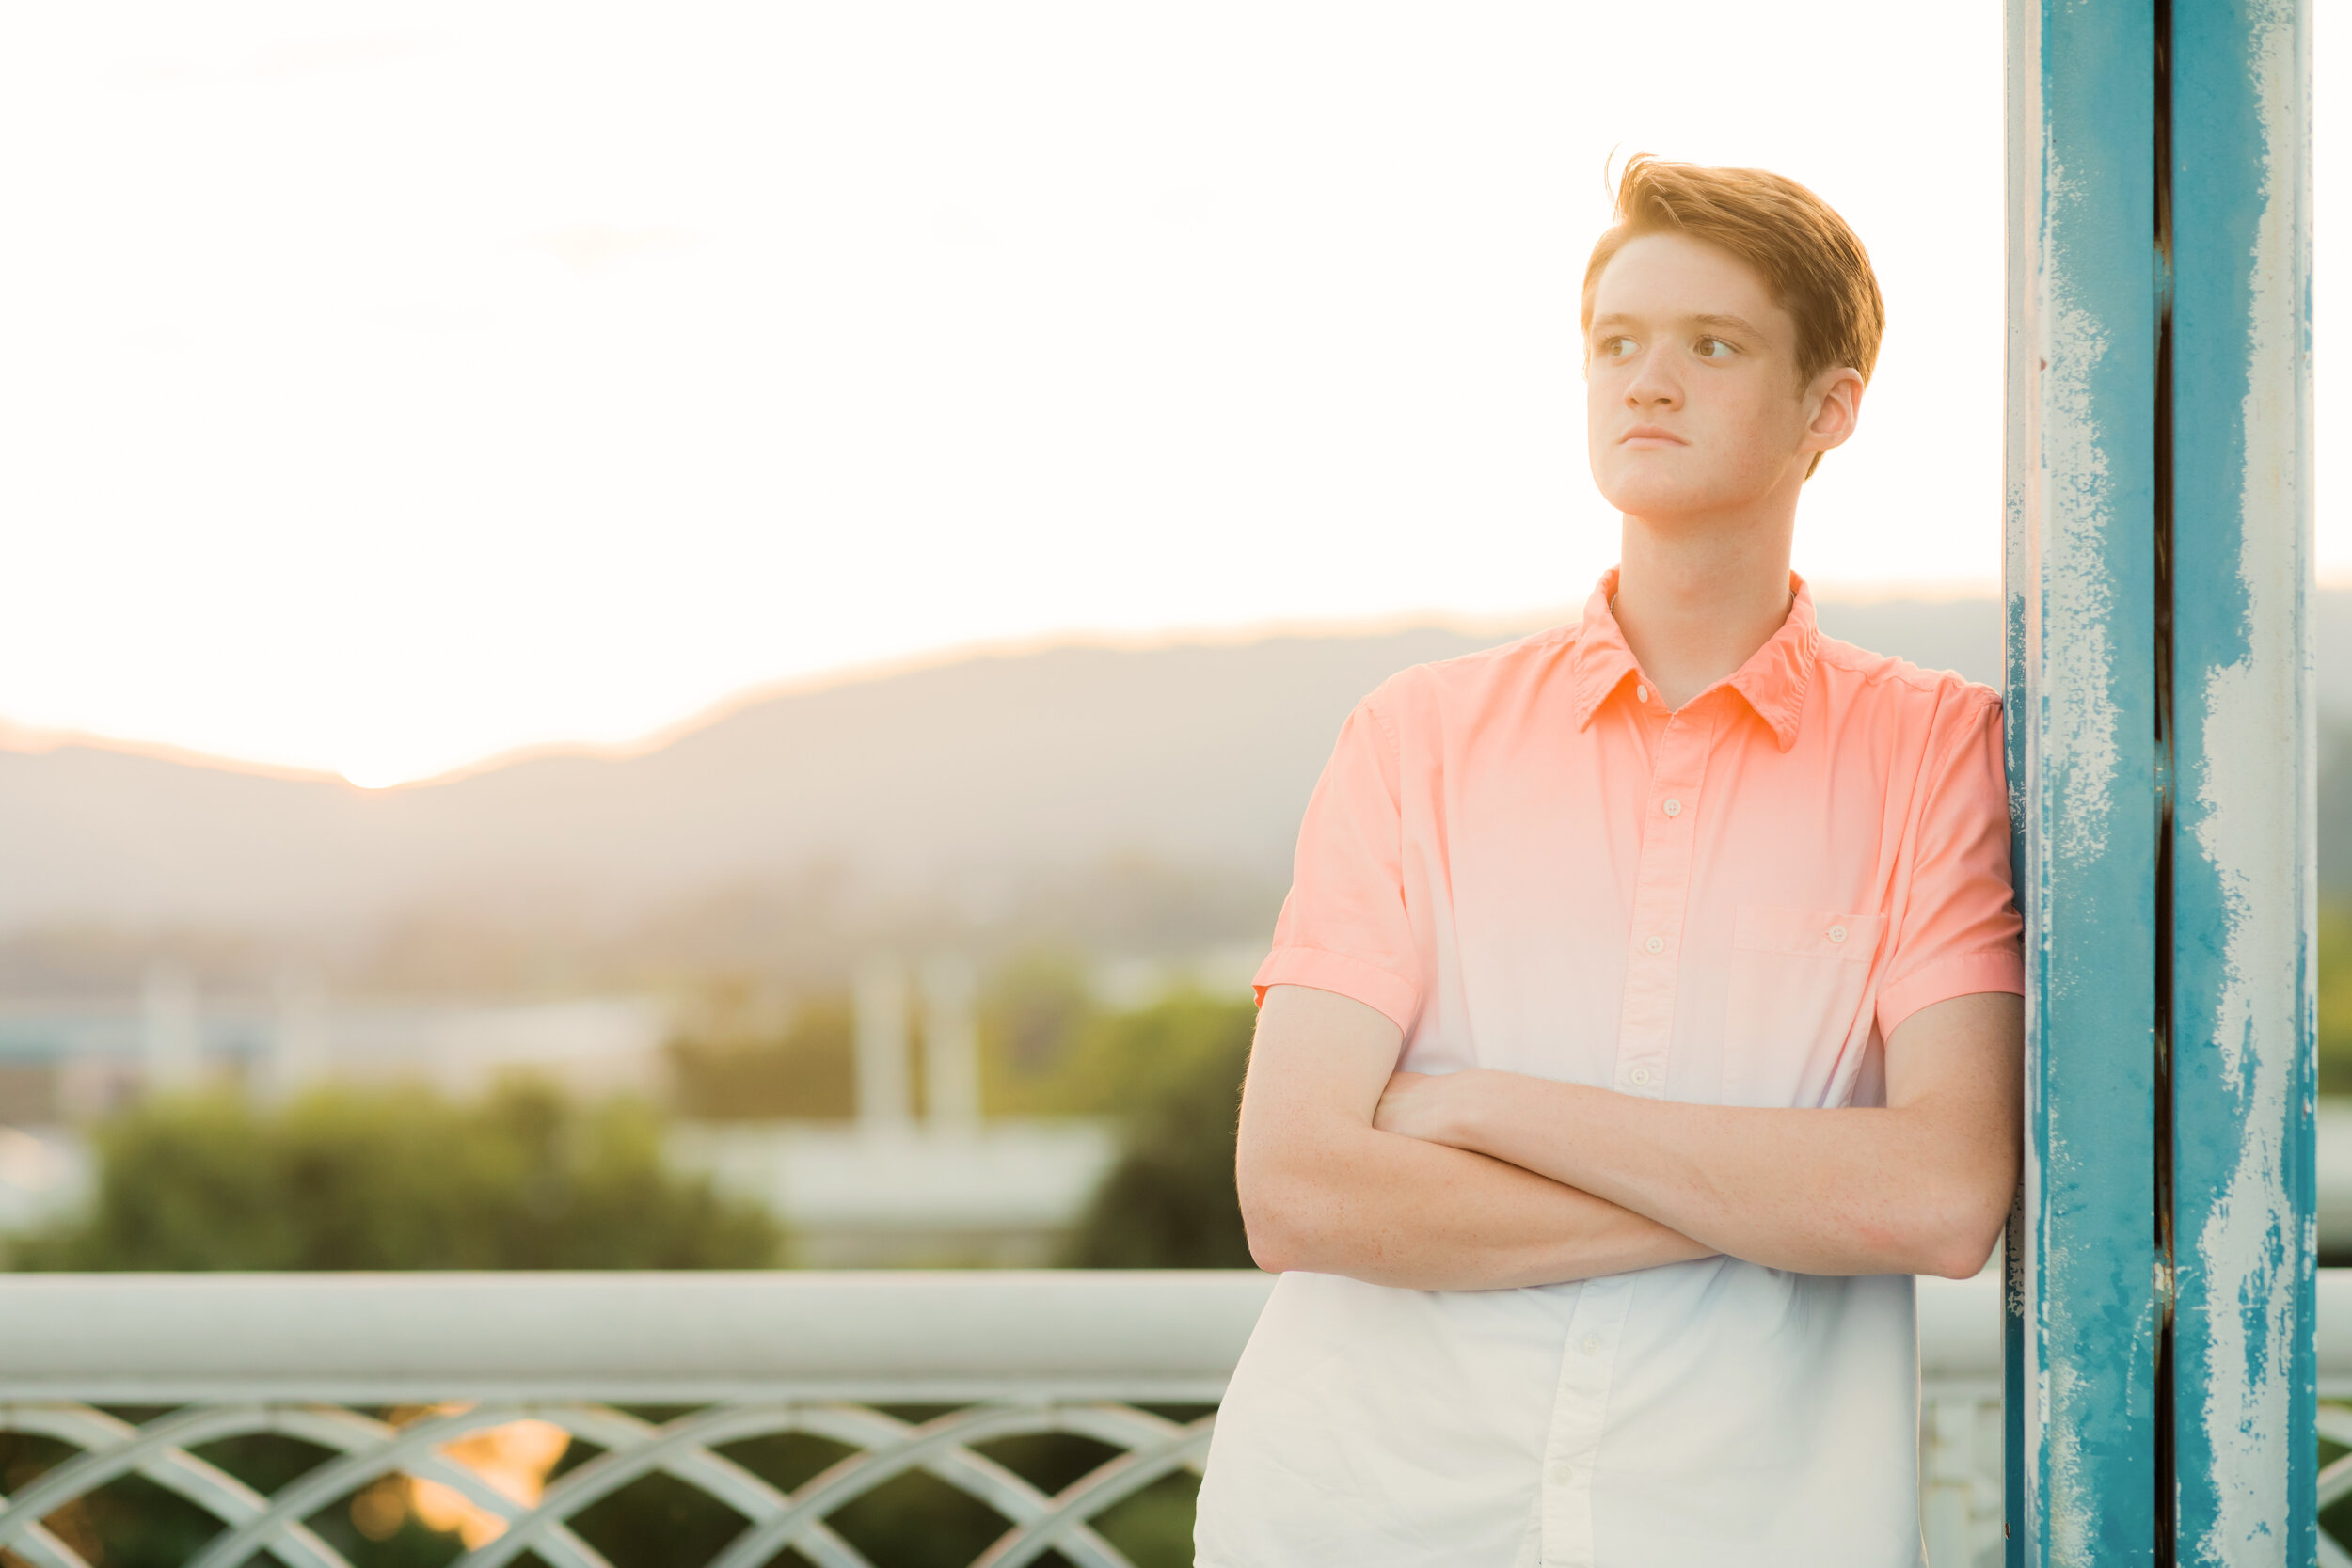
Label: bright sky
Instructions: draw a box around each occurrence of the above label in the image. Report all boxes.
[0,5,2336,786]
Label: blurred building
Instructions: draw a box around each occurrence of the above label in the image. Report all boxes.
[0,1124,91,1236]
[0,954,1127,1262]
[670,952,1119,1266]
[668,1118,1118,1268]
[1089,942,1264,1012]
[0,976,670,1125]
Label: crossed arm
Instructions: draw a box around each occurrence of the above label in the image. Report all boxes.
[1233,983,2022,1290]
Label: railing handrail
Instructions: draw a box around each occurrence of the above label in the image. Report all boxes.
[0,1270,1278,1402]
[0,1269,2342,1403]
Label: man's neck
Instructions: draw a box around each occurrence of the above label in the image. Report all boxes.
[1609,513,1797,711]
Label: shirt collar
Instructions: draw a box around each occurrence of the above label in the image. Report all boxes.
[1566,567,1820,752]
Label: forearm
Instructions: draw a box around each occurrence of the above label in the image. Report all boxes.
[1238,1117,1710,1291]
[1443,1077,1999,1277]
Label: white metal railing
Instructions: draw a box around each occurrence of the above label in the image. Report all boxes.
[0,1270,2343,1568]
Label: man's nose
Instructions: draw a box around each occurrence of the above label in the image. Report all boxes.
[1624,356,1681,408]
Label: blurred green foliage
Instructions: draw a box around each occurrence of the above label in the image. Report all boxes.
[2320,906,2352,1096]
[7,1080,781,1270]
[668,992,858,1119]
[977,952,1106,1116]
[1063,995,1257,1270]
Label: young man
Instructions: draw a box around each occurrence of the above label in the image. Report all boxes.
[1193,158,2025,1567]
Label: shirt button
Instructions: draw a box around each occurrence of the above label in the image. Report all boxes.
[1550,1461,1574,1486]
[1661,798,1682,817]
[1635,684,1648,703]
[1628,1066,1652,1086]
[1581,1335,1602,1354]
[1829,925,1848,943]
[1644,935,1664,955]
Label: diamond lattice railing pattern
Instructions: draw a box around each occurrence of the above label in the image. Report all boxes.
[0,1269,2332,1567]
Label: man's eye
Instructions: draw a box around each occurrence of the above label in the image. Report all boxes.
[1600,336,1636,359]
[1694,337,1735,359]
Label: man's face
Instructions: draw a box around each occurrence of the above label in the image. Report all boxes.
[1584,231,1823,523]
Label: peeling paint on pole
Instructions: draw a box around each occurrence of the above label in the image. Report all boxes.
[2007,0,2162,1561]
[2168,1,2314,1562]
[2007,0,2313,1561]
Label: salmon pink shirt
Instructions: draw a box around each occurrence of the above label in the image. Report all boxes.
[1195,572,2024,1568]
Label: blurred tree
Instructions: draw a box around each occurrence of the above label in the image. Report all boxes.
[977,950,1104,1117]
[9,1080,780,1270]
[1063,995,1257,1269]
[2321,905,2352,1096]
[667,991,857,1120]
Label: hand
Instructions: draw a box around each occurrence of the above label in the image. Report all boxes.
[1372,1069,1478,1147]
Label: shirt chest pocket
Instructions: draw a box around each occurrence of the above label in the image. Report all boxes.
[1721,904,1886,1109]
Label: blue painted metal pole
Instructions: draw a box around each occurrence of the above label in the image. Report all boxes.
[2004,0,2313,1562]
[2001,8,2037,1558]
[2166,1,2314,1562]
[2006,1,2164,1560]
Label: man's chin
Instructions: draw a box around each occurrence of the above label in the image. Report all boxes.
[1597,475,1716,522]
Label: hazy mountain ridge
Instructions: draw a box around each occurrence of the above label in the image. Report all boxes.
[5,592,2343,956]
[4,626,1506,935]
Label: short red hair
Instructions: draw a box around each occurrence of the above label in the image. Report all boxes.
[1583,156,1884,475]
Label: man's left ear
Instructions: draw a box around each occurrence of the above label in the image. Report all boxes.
[1804,368,1867,457]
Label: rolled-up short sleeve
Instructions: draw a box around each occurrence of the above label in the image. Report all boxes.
[1251,693,1422,1033]
[1875,696,2027,1039]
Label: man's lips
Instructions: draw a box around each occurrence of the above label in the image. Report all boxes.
[1619,425,1688,447]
